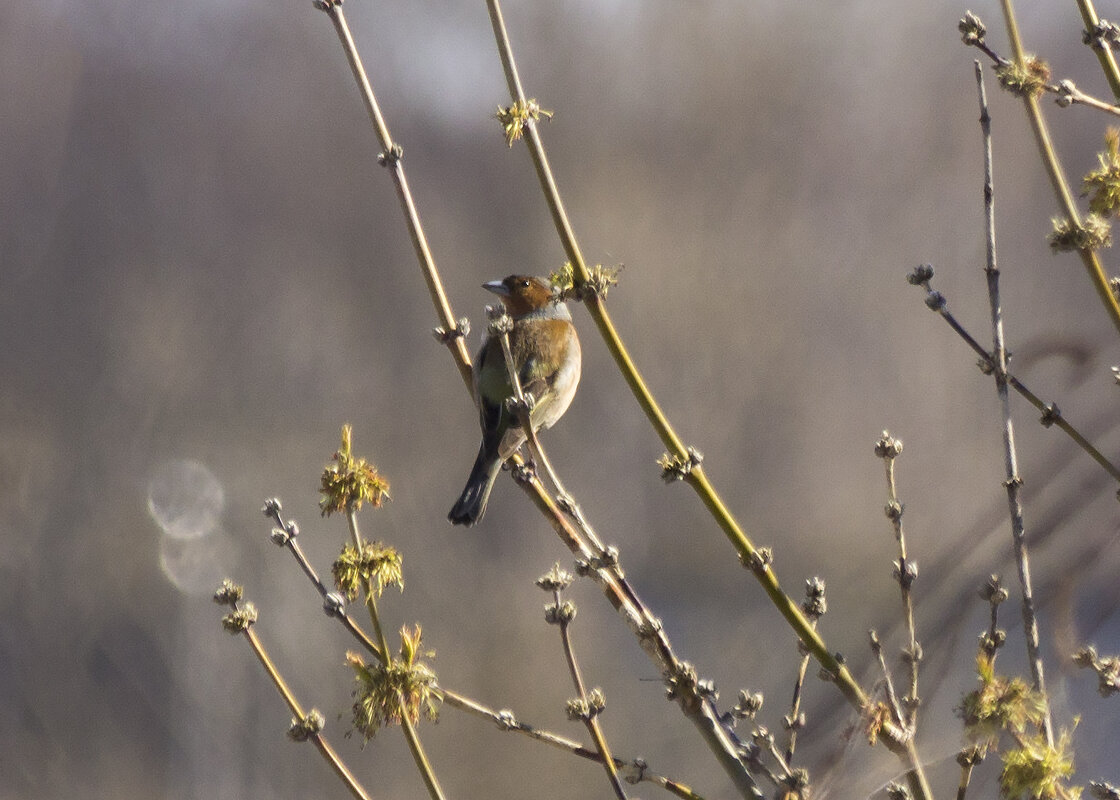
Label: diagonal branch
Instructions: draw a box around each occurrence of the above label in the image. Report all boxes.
[1074,0,1120,102]
[995,0,1120,336]
[483,3,931,798]
[314,0,472,390]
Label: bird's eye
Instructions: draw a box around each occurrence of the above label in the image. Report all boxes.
[519,279,530,288]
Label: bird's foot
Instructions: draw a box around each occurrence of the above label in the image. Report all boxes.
[504,392,536,417]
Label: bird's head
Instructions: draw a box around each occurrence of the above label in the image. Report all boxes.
[483,275,557,317]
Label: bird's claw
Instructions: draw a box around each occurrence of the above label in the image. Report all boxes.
[505,392,536,416]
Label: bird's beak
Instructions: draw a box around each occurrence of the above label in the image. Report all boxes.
[482,280,509,297]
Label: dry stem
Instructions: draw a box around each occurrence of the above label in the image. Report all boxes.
[220,593,374,800]
[974,61,1053,744]
[551,586,629,799]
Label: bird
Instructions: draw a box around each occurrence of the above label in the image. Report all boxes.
[448,275,581,526]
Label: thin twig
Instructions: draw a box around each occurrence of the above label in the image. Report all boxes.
[956,577,1005,799]
[980,574,1009,664]
[346,509,448,800]
[314,0,472,390]
[907,267,1120,486]
[549,584,629,800]
[439,690,707,800]
[346,511,391,655]
[974,61,1053,744]
[783,647,811,764]
[759,731,794,783]
[263,499,386,658]
[1052,81,1120,115]
[217,591,374,800]
[784,578,826,764]
[869,630,906,727]
[243,625,375,800]
[968,33,1120,116]
[875,433,920,730]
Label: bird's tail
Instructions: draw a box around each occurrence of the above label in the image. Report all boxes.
[448,441,503,526]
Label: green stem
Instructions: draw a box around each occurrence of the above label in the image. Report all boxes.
[345,511,390,656]
[1074,0,1120,102]
[485,2,930,796]
[344,511,447,800]
[998,0,1120,336]
[319,1,473,391]
[399,716,446,800]
[241,625,374,800]
[487,1,687,458]
[686,466,865,710]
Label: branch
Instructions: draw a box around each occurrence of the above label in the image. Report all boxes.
[214,582,374,800]
[484,3,931,797]
[974,59,1052,744]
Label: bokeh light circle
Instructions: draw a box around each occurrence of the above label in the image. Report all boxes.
[147,459,224,540]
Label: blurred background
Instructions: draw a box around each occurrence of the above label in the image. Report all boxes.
[4,0,1120,797]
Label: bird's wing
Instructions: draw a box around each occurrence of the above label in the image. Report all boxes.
[474,339,511,439]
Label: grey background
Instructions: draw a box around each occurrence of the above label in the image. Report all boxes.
[4,0,1120,798]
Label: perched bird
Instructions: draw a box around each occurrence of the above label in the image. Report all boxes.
[448,275,581,526]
